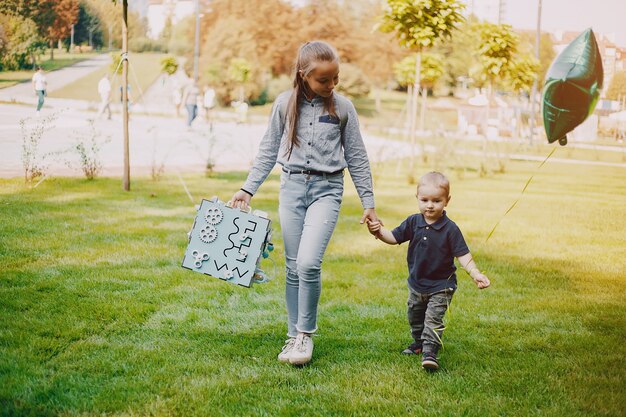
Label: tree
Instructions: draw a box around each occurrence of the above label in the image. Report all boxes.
[472,22,525,171]
[227,57,252,102]
[378,0,465,178]
[160,56,178,76]
[0,0,79,60]
[473,22,519,92]
[63,2,104,50]
[44,0,80,59]
[0,14,46,70]
[334,62,371,99]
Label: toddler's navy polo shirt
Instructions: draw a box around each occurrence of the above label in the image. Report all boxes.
[391,211,469,294]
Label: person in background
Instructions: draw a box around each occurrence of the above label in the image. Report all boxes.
[203,85,216,131]
[32,66,47,116]
[182,82,201,128]
[97,74,112,120]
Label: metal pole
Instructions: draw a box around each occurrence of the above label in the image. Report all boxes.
[122,0,130,191]
[193,0,200,82]
[528,0,542,145]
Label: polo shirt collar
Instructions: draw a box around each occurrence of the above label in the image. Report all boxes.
[417,211,450,230]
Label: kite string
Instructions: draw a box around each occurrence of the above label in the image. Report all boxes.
[485,146,558,242]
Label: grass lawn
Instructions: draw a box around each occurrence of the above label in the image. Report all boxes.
[0,51,99,89]
[48,53,167,103]
[0,161,624,416]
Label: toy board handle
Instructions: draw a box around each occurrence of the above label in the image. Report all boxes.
[225,199,252,213]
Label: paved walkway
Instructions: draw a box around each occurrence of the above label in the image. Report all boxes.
[0,102,417,178]
[0,54,112,105]
[1,57,624,179]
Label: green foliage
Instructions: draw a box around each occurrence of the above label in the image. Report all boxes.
[378,0,466,51]
[266,74,292,102]
[63,2,104,50]
[393,52,444,88]
[605,71,626,100]
[129,36,166,53]
[335,62,371,99]
[473,22,519,84]
[160,56,178,76]
[227,57,252,84]
[507,53,539,94]
[109,51,122,74]
[518,31,556,86]
[0,14,46,70]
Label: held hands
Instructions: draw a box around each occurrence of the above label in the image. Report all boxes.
[229,190,251,210]
[360,208,381,226]
[366,219,383,239]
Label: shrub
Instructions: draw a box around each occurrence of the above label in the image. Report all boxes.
[335,63,371,99]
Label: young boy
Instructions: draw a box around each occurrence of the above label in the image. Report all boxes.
[367,171,490,371]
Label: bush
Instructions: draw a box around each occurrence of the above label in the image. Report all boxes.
[335,63,371,99]
[267,74,292,101]
[129,37,166,53]
[160,56,178,75]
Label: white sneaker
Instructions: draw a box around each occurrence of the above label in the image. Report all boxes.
[289,333,313,365]
[277,337,296,363]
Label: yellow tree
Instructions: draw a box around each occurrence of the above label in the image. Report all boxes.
[378,0,465,179]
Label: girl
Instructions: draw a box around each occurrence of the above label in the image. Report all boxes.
[230,41,379,365]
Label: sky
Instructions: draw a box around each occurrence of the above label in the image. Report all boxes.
[501,0,626,47]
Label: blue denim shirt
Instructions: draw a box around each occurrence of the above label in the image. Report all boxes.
[242,91,375,209]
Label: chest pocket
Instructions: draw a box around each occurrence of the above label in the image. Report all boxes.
[318,115,341,142]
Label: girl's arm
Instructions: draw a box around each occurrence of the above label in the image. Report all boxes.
[457,253,490,289]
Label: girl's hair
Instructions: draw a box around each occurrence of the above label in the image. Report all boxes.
[285,41,339,158]
[417,171,450,197]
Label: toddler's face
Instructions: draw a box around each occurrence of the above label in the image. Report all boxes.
[304,61,339,98]
[416,183,449,223]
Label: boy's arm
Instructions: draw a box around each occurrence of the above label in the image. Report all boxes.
[367,221,398,245]
[457,253,490,289]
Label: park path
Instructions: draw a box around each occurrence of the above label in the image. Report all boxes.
[0,54,111,105]
[1,56,624,178]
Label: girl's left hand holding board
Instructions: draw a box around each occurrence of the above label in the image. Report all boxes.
[230,190,252,210]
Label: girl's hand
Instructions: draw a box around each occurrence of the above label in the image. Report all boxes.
[229,190,251,210]
[360,208,382,226]
[473,273,490,289]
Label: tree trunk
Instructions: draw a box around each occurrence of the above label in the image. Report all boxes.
[419,84,428,162]
[408,51,422,181]
[122,0,130,191]
[49,40,54,60]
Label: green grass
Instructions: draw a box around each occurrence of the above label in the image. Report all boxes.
[0,51,99,89]
[48,53,167,102]
[1,162,625,416]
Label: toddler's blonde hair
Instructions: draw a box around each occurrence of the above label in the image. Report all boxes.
[417,171,450,198]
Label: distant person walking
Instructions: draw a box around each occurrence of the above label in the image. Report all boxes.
[97,74,112,120]
[32,66,47,116]
[203,85,216,130]
[182,82,200,128]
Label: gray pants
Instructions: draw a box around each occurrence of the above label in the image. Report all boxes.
[279,171,343,337]
[407,287,454,350]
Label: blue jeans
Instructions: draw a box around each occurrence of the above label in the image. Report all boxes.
[36,90,45,111]
[186,104,197,126]
[279,170,343,337]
